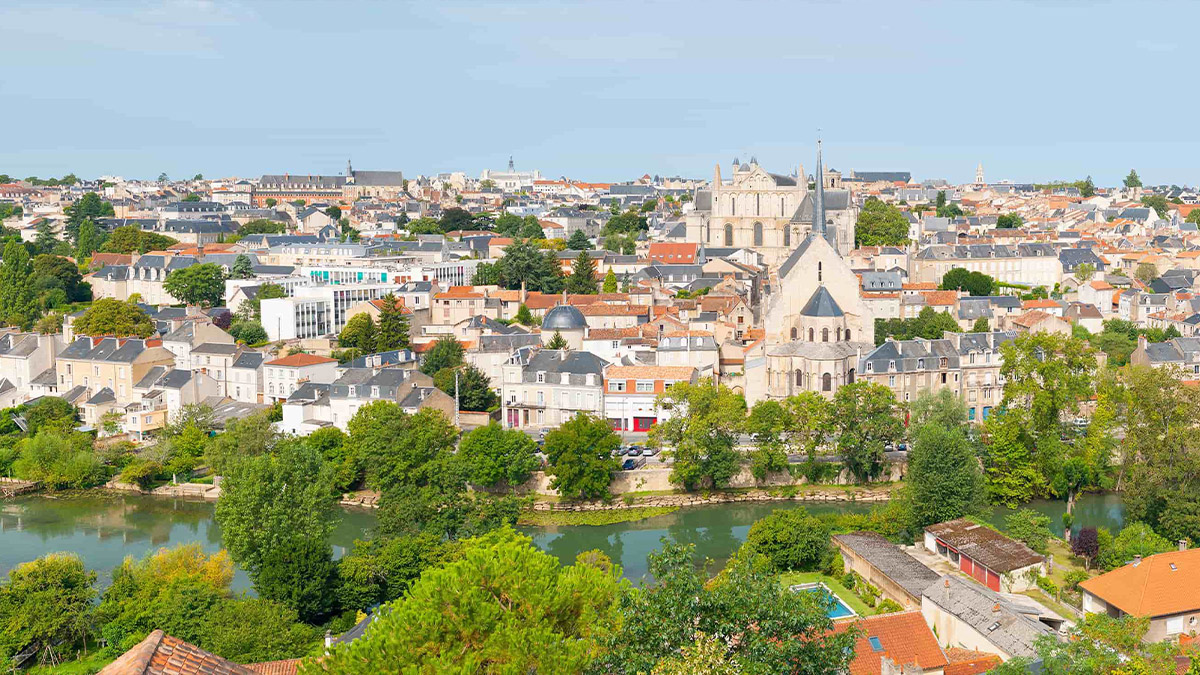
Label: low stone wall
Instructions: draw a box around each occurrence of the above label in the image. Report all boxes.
[528,487,894,512]
[150,482,221,500]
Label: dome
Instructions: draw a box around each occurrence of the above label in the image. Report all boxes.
[542,304,586,330]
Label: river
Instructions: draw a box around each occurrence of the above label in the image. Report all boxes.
[0,492,1126,589]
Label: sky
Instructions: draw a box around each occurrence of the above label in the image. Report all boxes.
[0,0,1195,186]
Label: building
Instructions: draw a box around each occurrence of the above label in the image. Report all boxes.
[260,283,398,340]
[0,332,59,404]
[834,532,941,610]
[500,348,605,430]
[923,519,1046,593]
[325,367,454,431]
[1131,336,1200,375]
[922,576,1054,662]
[56,336,176,408]
[833,610,951,675]
[602,365,697,432]
[911,244,1062,288]
[1080,545,1200,643]
[263,353,339,401]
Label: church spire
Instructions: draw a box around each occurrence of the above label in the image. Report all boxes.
[814,138,826,238]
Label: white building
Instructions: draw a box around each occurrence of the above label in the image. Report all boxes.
[263,353,339,401]
[260,283,397,340]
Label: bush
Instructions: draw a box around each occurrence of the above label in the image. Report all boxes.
[12,431,103,490]
[875,599,903,614]
[118,458,162,489]
[1036,575,1059,598]
[742,508,832,572]
[1098,522,1172,571]
[1004,508,1053,554]
[822,551,844,577]
[1063,570,1089,591]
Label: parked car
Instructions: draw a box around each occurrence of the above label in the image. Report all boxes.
[627,446,643,457]
[621,458,637,470]
[644,447,660,457]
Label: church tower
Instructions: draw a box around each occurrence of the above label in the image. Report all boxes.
[975,163,985,185]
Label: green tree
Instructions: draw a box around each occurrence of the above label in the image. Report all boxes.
[743,400,790,482]
[238,219,287,236]
[566,229,591,250]
[419,335,463,376]
[908,388,968,431]
[205,409,280,477]
[496,240,562,293]
[904,423,983,529]
[214,441,339,621]
[602,210,649,236]
[0,241,36,328]
[197,598,317,664]
[982,409,1043,506]
[374,294,409,351]
[346,403,459,492]
[1135,261,1158,284]
[831,382,904,482]
[12,431,103,490]
[1123,169,1142,188]
[1141,194,1169,218]
[63,192,114,242]
[1004,508,1053,554]
[939,267,996,296]
[1074,262,1096,282]
[544,413,620,500]
[651,634,742,675]
[0,553,97,665]
[592,540,858,675]
[1081,175,1096,197]
[565,249,599,294]
[651,379,747,490]
[741,508,833,571]
[470,261,500,285]
[602,268,618,293]
[164,263,226,306]
[32,254,88,303]
[75,219,106,259]
[1097,521,1173,571]
[855,197,909,247]
[336,532,458,612]
[229,320,267,344]
[546,330,569,349]
[439,207,474,232]
[970,316,990,332]
[308,529,623,675]
[433,363,499,412]
[995,213,1023,229]
[458,423,539,488]
[1000,332,1096,446]
[264,198,277,207]
[339,313,377,352]
[99,225,177,254]
[229,254,255,279]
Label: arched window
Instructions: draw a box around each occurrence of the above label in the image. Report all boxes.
[730,196,736,214]
[836,327,843,341]
[794,369,802,386]
[822,372,832,391]
[724,224,733,246]
[808,327,815,342]
[845,329,852,341]
[756,194,761,215]
[783,225,791,247]
[817,262,823,283]
[790,327,797,340]
[847,369,855,384]
[753,222,763,247]
[780,197,785,215]
[822,327,829,342]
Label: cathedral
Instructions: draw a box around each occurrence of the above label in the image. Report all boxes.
[741,142,876,402]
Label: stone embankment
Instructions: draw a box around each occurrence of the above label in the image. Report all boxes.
[528,488,893,512]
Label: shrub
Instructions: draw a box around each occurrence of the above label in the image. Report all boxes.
[875,599,903,614]
[119,458,162,489]
[1063,570,1089,591]
[1098,522,1172,571]
[742,508,832,572]
[841,572,857,590]
[1036,575,1059,599]
[1004,508,1053,554]
[823,551,844,577]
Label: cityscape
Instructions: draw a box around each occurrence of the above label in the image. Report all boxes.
[4,2,1200,674]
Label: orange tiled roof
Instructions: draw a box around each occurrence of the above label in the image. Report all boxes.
[1089,281,1114,291]
[1022,299,1060,309]
[943,648,1001,675]
[579,303,648,316]
[604,365,696,380]
[265,353,338,367]
[835,611,948,675]
[922,290,957,306]
[903,282,938,290]
[98,630,255,675]
[585,327,642,340]
[436,285,484,299]
[1079,548,1200,617]
[246,660,302,675]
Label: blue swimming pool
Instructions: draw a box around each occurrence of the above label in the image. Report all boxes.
[790,583,857,619]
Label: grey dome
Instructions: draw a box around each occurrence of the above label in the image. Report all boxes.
[542,304,586,330]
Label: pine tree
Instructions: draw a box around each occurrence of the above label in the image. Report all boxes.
[547,331,569,350]
[230,254,255,279]
[566,230,591,250]
[34,221,56,254]
[375,293,410,352]
[0,241,37,328]
[602,269,618,293]
[514,303,534,326]
[1124,169,1143,189]
[565,250,598,295]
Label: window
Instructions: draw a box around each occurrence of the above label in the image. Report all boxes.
[888,375,895,387]
[753,222,763,247]
[836,327,842,341]
[790,327,797,340]
[783,225,791,247]
[794,369,802,386]
[809,328,815,341]
[1167,616,1184,635]
[822,373,832,391]
[536,372,545,383]
[609,381,626,392]
[724,223,733,246]
[636,381,654,393]
[845,329,852,341]
[866,362,873,373]
[822,328,829,342]
[868,637,883,652]
[817,262,822,283]
[847,369,855,384]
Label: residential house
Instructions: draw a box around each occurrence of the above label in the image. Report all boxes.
[263,353,339,401]
[1079,544,1200,643]
[833,610,952,675]
[500,349,606,429]
[227,351,266,403]
[602,364,697,432]
[0,332,59,404]
[56,337,176,413]
[323,367,455,431]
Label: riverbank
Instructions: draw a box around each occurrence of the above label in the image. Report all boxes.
[517,507,679,527]
[528,484,896,512]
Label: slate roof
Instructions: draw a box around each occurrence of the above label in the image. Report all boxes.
[0,333,41,357]
[921,575,1054,659]
[833,532,940,600]
[134,366,168,389]
[800,286,845,317]
[85,387,116,405]
[521,349,607,383]
[59,337,157,363]
[232,351,266,369]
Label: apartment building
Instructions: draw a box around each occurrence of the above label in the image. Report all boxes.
[602,365,697,432]
[500,349,606,430]
[56,336,176,406]
[911,244,1062,288]
[260,283,397,340]
[263,353,339,401]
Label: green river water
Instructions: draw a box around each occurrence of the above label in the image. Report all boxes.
[0,492,1126,589]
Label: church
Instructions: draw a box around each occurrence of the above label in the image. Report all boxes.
[742,142,875,402]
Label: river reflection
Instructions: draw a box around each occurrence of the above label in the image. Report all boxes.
[0,492,1127,588]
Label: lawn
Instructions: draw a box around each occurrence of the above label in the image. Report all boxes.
[779,572,874,617]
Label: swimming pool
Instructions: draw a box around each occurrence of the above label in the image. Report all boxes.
[789,582,857,619]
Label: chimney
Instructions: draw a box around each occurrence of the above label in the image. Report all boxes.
[1133,555,1142,566]
[1181,540,1189,552]
[992,603,1001,613]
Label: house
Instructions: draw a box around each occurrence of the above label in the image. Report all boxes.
[228,351,266,403]
[1079,544,1200,643]
[833,532,940,609]
[923,519,1046,593]
[98,629,299,675]
[921,575,1056,661]
[56,337,177,410]
[263,353,339,401]
[1005,309,1071,336]
[500,348,606,430]
[602,365,697,432]
[0,332,59,404]
[325,367,454,431]
[833,610,950,675]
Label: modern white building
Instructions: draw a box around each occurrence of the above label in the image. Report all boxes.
[260,282,397,340]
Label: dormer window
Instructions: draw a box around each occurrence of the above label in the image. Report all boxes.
[888,360,896,371]
[866,362,874,373]
[536,372,545,383]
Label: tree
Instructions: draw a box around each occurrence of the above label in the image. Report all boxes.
[904,423,983,529]
[433,363,498,412]
[238,219,287,236]
[197,598,317,664]
[1005,508,1053,554]
[375,294,409,352]
[496,240,562,293]
[544,414,620,500]
[458,423,539,488]
[651,379,747,490]
[164,263,226,307]
[229,254,255,279]
[602,268,618,293]
[470,261,500,285]
[324,205,342,222]
[99,225,177,254]
[339,313,377,351]
[995,213,1023,229]
[214,441,339,621]
[970,316,990,332]
[182,193,201,202]
[566,229,591,250]
[855,197,909,247]
[33,220,56,254]
[1098,522,1172,571]
[651,634,742,675]
[982,409,1044,506]
[1074,262,1096,282]
[307,529,623,675]
[347,403,459,493]
[336,532,457,612]
[32,254,88,303]
[743,400,790,481]
[0,553,96,665]
[908,388,968,431]
[1141,194,1169,218]
[0,241,36,328]
[546,330,569,349]
[513,303,535,326]
[939,267,996,296]
[13,431,103,490]
[439,207,474,232]
[229,320,267,344]
[419,335,463,376]
[63,192,114,242]
[592,540,858,675]
[565,250,599,294]
[75,219,105,259]
[264,198,277,207]
[741,508,833,571]
[831,382,903,482]
[1081,175,1096,197]
[1123,169,1142,189]
[1072,526,1100,568]
[205,409,280,477]
[1135,262,1158,284]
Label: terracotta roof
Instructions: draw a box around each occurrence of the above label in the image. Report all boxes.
[98,630,256,675]
[1079,548,1200,617]
[578,304,648,316]
[1089,280,1114,290]
[265,353,338,367]
[246,660,302,675]
[924,519,1044,573]
[604,365,696,380]
[1011,310,1056,328]
[662,330,715,338]
[435,285,484,299]
[584,327,641,340]
[1022,299,1060,309]
[367,297,412,313]
[903,282,938,290]
[943,648,1001,675]
[922,290,957,306]
[834,611,948,675]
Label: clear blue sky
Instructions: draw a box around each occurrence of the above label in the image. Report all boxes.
[0,0,1193,186]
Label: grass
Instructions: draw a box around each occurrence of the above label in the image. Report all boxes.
[779,572,874,617]
[1020,588,1078,620]
[517,506,679,527]
[26,648,112,674]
